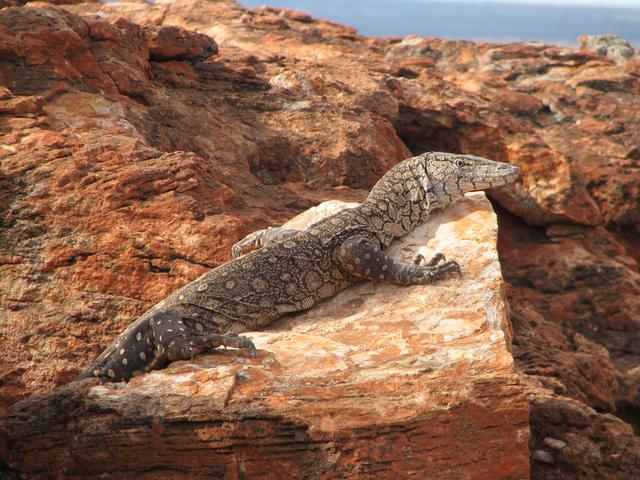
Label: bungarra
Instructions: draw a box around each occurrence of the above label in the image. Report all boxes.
[80,151,520,381]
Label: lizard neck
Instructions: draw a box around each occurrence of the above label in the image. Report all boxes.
[361,158,465,248]
[361,175,432,248]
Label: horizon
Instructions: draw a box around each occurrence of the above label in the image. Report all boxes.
[418,0,640,6]
[241,0,640,46]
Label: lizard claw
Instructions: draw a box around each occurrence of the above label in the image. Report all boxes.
[443,260,462,278]
[453,262,462,278]
[428,260,462,280]
[223,331,239,349]
[236,335,257,357]
[413,252,447,267]
[427,252,446,267]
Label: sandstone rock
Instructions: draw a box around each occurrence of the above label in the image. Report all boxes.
[0,196,530,478]
[0,2,409,413]
[528,389,640,479]
[499,210,640,478]
[0,94,44,114]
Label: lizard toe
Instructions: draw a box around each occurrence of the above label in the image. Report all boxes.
[412,253,425,265]
[427,252,446,267]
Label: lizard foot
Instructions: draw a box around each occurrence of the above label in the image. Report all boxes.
[167,333,257,361]
[432,260,462,278]
[413,260,462,284]
[413,252,446,267]
[231,228,273,258]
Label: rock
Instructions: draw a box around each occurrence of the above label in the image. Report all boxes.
[579,35,635,65]
[529,390,640,478]
[146,25,218,61]
[492,89,544,116]
[0,196,530,478]
[533,449,555,464]
[386,35,442,59]
[0,1,410,413]
[501,215,640,396]
[543,437,567,450]
[269,69,314,96]
[567,66,636,92]
[499,211,640,478]
[0,94,44,114]
[0,86,11,100]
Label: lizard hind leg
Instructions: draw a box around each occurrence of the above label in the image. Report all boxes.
[150,311,258,363]
[80,317,157,382]
[413,252,446,267]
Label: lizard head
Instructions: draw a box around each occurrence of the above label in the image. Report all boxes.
[422,151,520,198]
[364,151,520,216]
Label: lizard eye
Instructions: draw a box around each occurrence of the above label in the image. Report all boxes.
[455,159,466,167]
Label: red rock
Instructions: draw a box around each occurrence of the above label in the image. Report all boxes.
[1,1,639,478]
[146,24,218,61]
[0,86,12,99]
[0,95,44,114]
[491,89,544,115]
[567,66,637,92]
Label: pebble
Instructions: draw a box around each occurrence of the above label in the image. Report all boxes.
[533,449,555,464]
[543,437,567,450]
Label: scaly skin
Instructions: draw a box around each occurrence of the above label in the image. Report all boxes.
[80,152,520,381]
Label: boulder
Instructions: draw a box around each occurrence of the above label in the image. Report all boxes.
[1,196,530,478]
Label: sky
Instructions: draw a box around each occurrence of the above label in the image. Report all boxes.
[241,0,640,45]
[441,0,640,5]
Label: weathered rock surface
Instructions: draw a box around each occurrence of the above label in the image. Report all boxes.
[1,0,639,478]
[1,197,530,478]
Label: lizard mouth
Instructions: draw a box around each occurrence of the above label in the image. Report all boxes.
[492,164,520,185]
[506,165,521,182]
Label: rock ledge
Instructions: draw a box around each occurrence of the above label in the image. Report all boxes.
[1,195,529,479]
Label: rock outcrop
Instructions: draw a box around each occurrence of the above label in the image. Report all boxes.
[1,197,530,478]
[1,1,639,478]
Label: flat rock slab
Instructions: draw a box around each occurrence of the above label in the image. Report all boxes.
[1,193,530,479]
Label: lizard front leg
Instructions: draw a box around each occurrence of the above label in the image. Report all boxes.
[337,235,461,285]
[231,226,299,257]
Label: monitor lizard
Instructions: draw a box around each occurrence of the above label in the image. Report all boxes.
[79,151,520,381]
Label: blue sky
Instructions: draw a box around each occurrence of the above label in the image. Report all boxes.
[241,0,640,44]
[437,0,640,5]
